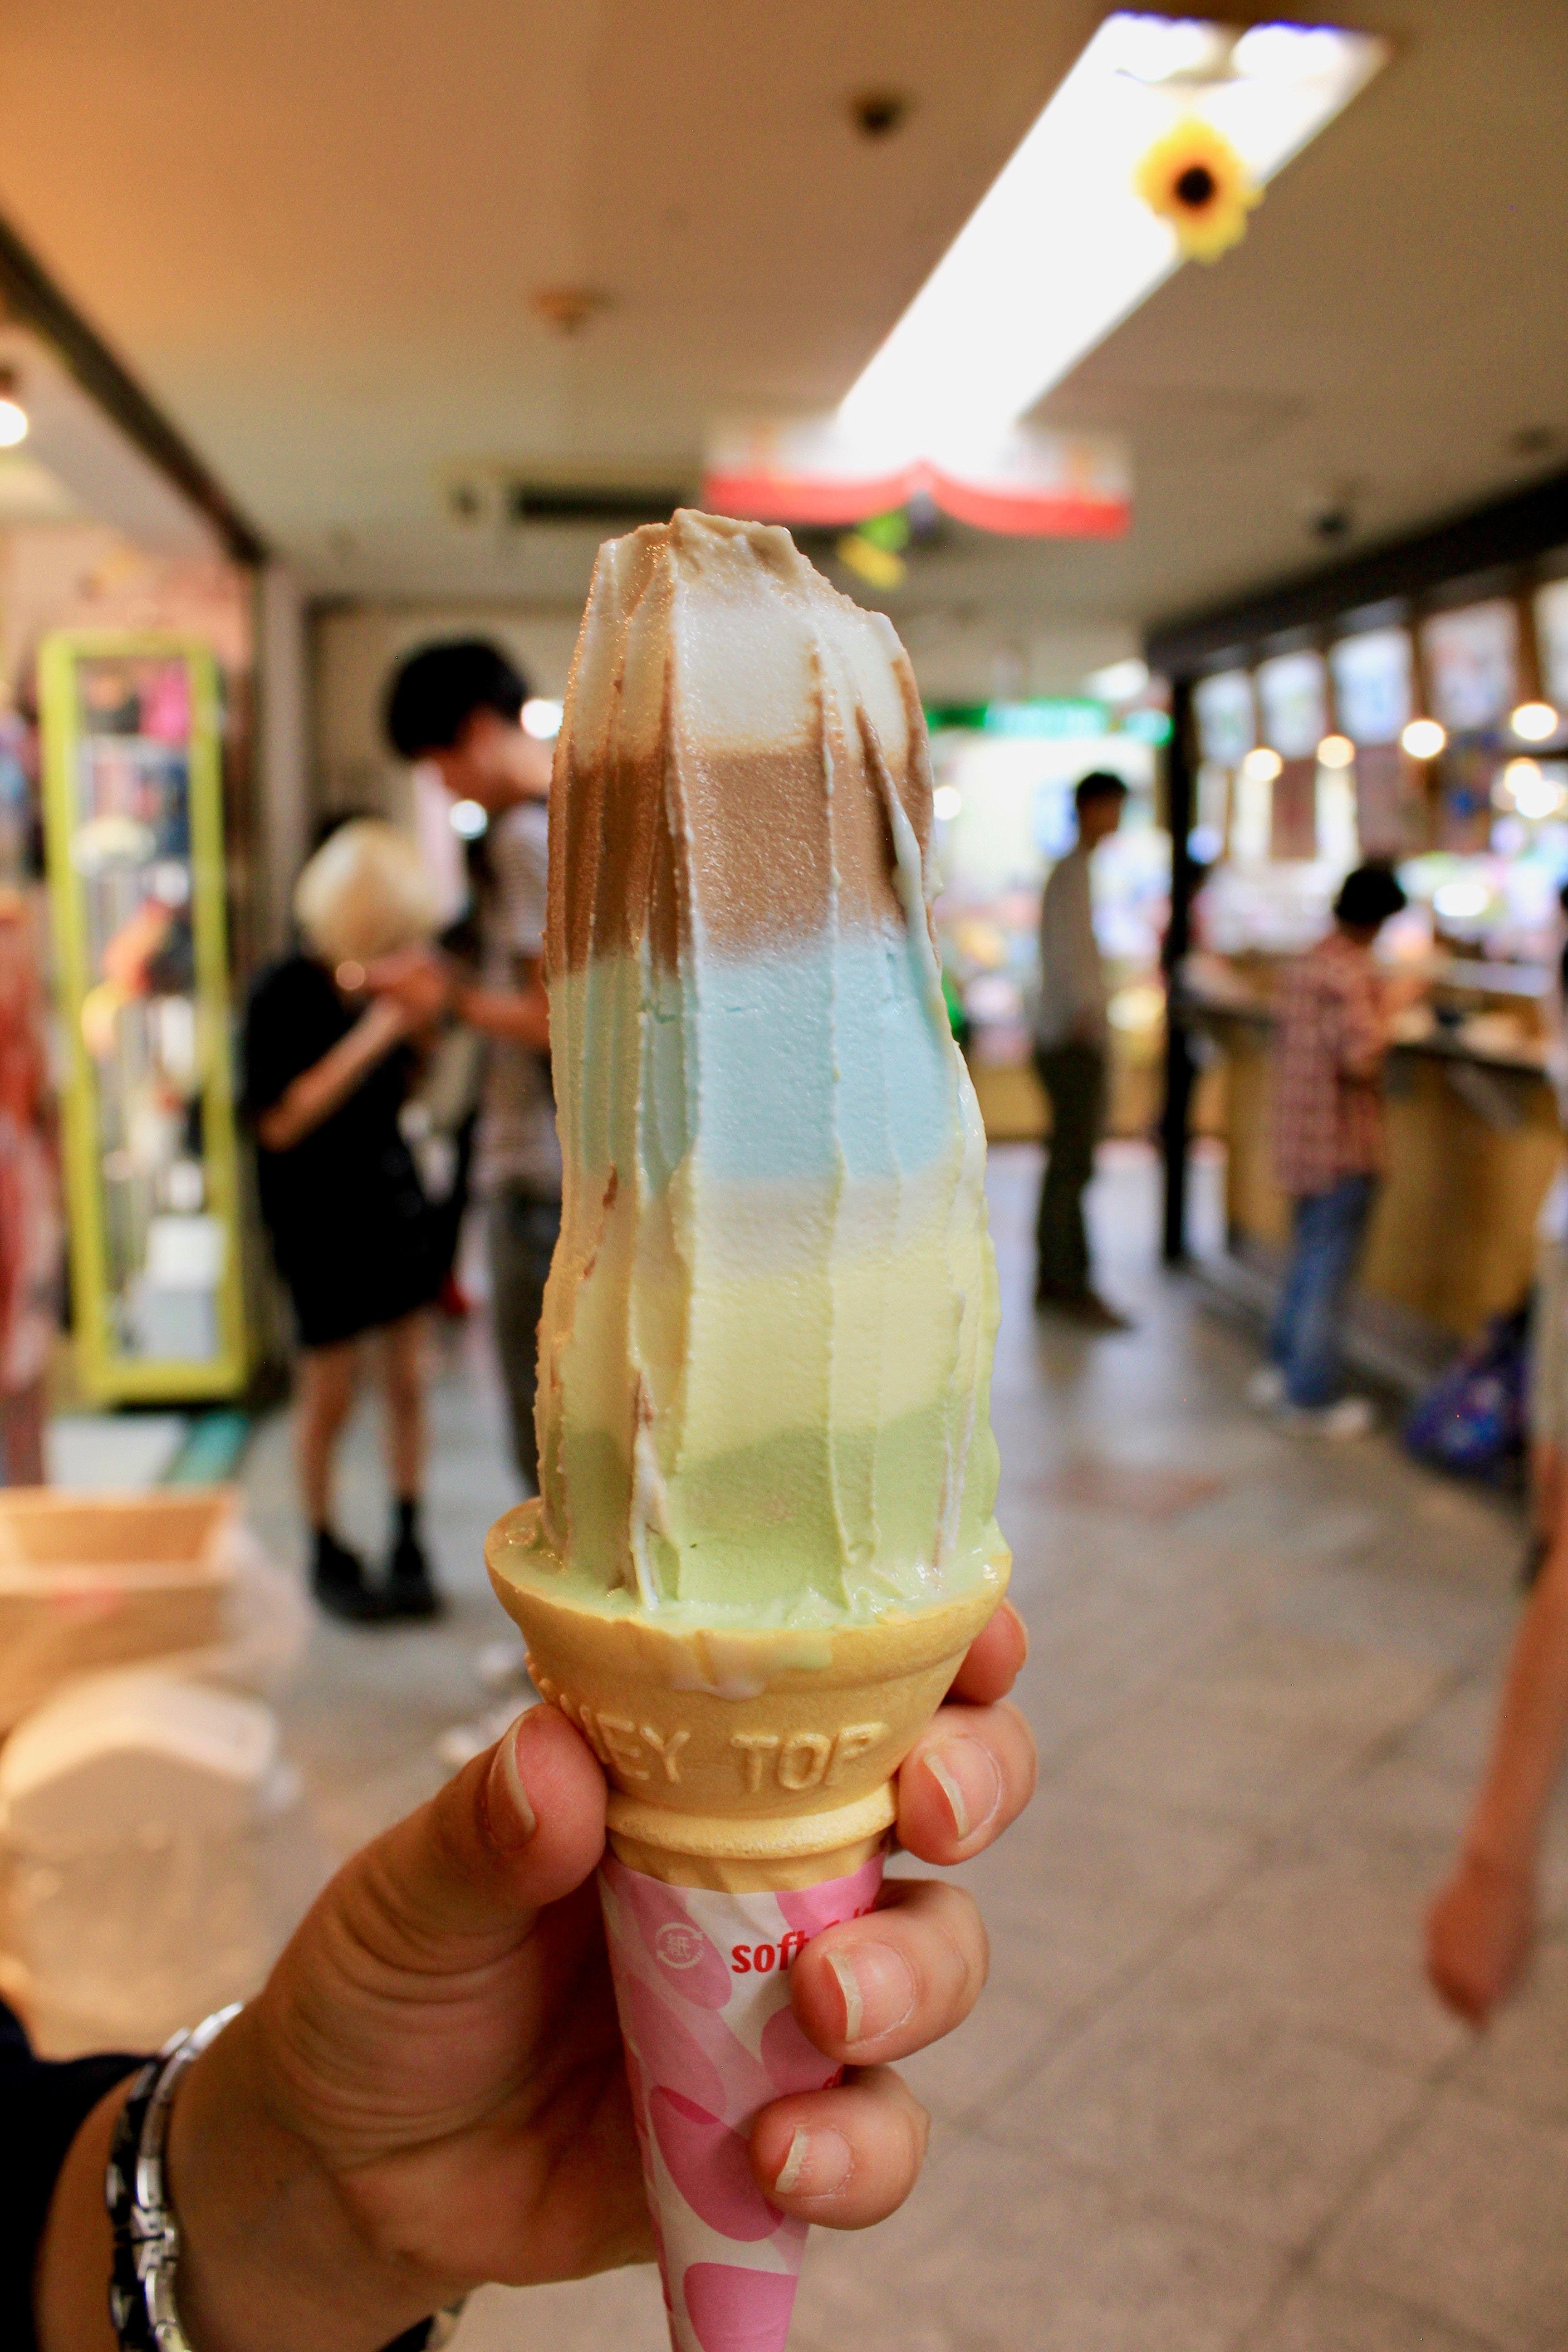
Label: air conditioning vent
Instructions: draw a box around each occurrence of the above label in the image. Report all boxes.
[507,484,689,528]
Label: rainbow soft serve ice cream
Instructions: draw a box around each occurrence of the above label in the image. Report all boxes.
[522,508,1004,1629]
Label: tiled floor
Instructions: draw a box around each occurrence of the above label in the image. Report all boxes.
[235,1141,1568,2352]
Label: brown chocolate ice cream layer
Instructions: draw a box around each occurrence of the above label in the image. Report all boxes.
[546,515,933,976]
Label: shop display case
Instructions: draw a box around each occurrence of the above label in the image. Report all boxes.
[40,632,246,1399]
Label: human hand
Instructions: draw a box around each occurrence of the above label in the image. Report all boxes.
[1426,1848,1537,2025]
[163,1603,1034,2352]
[363,942,453,1028]
[353,990,416,1049]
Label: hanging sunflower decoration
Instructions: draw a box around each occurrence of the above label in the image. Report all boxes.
[1134,118,1260,263]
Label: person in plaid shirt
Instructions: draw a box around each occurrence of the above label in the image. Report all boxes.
[1251,863,1410,1436]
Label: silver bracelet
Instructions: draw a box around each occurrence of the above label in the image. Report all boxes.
[106,2004,243,2350]
[104,2002,466,2350]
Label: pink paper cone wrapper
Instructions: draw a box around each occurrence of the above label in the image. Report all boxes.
[599,1850,886,2352]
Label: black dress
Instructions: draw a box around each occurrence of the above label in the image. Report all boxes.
[244,955,442,1348]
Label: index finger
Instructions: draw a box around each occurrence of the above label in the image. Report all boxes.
[946,1600,1028,1705]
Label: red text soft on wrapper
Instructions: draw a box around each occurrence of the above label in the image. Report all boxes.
[599,1852,885,2352]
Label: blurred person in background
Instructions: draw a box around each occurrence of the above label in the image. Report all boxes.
[381,641,559,1493]
[245,821,446,1623]
[1427,878,1568,2021]
[1033,770,1130,1329]
[0,888,60,1485]
[1249,862,1412,1438]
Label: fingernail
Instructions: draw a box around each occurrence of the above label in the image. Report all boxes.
[924,1739,1002,1843]
[486,1714,539,1849]
[826,1941,916,2048]
[774,2126,853,2198]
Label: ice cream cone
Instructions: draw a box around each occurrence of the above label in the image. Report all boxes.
[487,1500,1009,2350]
[482,511,1014,2352]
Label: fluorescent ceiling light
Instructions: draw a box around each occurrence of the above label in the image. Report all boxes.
[839,13,1388,450]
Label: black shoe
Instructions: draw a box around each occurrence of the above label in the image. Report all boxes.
[312,1529,397,1624]
[386,1532,443,1620]
[1035,1282,1134,1332]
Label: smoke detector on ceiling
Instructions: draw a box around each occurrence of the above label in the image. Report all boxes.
[849,89,912,140]
[531,286,613,336]
[441,466,505,534]
[1295,481,1360,544]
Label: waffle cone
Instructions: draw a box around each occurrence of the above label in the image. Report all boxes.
[485,1500,1009,1889]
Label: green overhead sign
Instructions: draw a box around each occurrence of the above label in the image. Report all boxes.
[925,699,1171,745]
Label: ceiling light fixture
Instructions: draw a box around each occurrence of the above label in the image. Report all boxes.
[1317,734,1355,769]
[838,13,1387,451]
[1241,746,1283,783]
[1401,719,1446,760]
[1510,699,1559,741]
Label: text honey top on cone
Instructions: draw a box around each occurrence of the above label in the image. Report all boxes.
[529,509,1004,1629]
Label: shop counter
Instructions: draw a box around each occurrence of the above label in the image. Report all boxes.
[1189,966,1562,1341]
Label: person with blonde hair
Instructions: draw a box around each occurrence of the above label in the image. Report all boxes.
[245,818,446,1622]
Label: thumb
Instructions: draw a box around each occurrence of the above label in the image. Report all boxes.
[351,1703,608,1962]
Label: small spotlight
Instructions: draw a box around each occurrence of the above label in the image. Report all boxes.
[1317,734,1355,769]
[522,697,563,740]
[932,784,963,821]
[0,395,28,449]
[1503,758,1563,821]
[1510,700,1559,742]
[1241,747,1282,783]
[335,960,367,992]
[450,799,489,839]
[1401,719,1446,760]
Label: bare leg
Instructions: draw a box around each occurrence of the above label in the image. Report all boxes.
[296,1341,361,1531]
[380,1312,439,1612]
[380,1311,426,1506]
[1428,1480,1568,2022]
[0,1377,47,1485]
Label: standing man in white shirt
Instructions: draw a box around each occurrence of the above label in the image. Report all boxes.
[1033,770,1130,1329]
[378,641,562,1491]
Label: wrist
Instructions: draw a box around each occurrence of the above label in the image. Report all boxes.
[167,2009,434,2352]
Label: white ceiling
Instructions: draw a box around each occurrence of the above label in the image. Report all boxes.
[0,0,1565,690]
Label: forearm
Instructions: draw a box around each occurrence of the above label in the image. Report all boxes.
[452,981,549,1051]
[34,2078,132,2352]
[258,1019,398,1152]
[1463,1557,1568,1874]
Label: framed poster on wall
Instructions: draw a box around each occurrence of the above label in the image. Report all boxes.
[39,632,247,1401]
[1421,601,1519,734]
